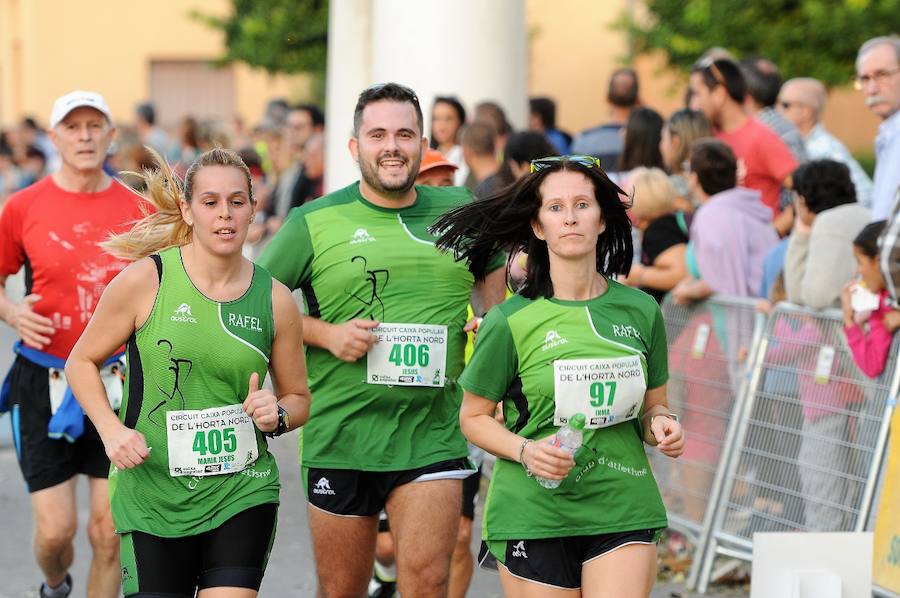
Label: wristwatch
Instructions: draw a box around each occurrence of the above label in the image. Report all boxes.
[265,406,290,438]
[650,413,679,427]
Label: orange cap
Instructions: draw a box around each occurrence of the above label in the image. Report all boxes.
[419,149,458,174]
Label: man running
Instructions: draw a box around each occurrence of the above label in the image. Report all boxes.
[259,82,505,598]
[0,91,147,598]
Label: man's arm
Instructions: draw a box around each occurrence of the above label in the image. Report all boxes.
[300,315,379,363]
[0,275,56,349]
[471,266,507,317]
[671,277,714,304]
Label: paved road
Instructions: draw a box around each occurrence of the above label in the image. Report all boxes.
[0,435,729,597]
[0,271,738,597]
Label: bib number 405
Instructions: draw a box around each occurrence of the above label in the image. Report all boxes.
[192,428,237,456]
[589,381,617,407]
[388,343,430,368]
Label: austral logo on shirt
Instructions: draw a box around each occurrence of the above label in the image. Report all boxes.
[542,330,569,351]
[170,303,198,324]
[349,228,376,245]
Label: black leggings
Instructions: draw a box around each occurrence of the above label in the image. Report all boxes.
[120,503,278,597]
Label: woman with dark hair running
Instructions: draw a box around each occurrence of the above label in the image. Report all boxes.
[434,155,684,597]
[65,148,311,597]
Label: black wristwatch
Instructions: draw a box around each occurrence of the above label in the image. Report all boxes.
[264,406,290,438]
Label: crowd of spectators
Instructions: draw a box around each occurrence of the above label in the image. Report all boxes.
[2,36,899,381]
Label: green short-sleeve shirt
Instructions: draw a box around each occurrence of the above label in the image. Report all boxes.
[459,280,669,540]
[258,182,501,470]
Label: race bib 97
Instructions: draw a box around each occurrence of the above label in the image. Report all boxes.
[553,355,647,429]
[367,323,448,387]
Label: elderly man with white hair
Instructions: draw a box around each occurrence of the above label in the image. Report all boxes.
[856,35,900,220]
[778,77,874,209]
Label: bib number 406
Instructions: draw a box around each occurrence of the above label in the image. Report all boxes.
[589,381,617,407]
[192,428,237,456]
[388,343,430,368]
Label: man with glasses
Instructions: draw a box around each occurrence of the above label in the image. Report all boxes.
[856,36,900,221]
[689,58,798,233]
[258,82,505,598]
[777,78,873,209]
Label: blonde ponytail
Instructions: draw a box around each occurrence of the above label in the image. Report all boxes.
[103,147,253,262]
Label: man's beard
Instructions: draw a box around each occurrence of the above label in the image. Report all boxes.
[359,151,421,198]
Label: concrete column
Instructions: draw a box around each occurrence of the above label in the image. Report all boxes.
[324,0,373,192]
[325,0,527,192]
[371,0,527,133]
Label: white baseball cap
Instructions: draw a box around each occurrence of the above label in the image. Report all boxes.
[49,90,112,128]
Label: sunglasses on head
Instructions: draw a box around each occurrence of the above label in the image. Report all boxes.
[530,155,602,174]
[697,58,727,87]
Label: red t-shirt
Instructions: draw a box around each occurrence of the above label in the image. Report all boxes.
[716,117,798,218]
[0,176,147,358]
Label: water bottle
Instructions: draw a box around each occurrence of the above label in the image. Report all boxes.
[536,413,586,489]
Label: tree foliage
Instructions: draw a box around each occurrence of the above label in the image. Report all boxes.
[620,0,900,87]
[194,0,328,75]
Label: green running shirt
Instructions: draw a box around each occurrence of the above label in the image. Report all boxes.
[110,247,279,537]
[258,183,499,470]
[459,281,670,540]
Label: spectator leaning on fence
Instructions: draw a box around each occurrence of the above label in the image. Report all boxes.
[672,139,778,303]
[785,160,871,310]
[843,220,900,378]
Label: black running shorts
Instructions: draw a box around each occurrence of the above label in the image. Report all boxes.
[8,356,109,492]
[481,528,663,589]
[304,458,473,517]
[119,502,278,597]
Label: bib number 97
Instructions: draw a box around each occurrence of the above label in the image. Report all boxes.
[388,343,430,368]
[192,428,237,456]
[589,381,617,407]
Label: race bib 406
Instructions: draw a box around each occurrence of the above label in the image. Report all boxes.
[367,323,448,387]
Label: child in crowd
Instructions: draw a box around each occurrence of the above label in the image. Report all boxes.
[842,220,900,378]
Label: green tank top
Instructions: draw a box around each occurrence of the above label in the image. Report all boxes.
[109,247,280,537]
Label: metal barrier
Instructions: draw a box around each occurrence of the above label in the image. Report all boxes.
[693,303,900,593]
[650,296,765,575]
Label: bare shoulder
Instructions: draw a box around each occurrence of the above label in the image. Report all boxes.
[271,278,302,324]
[108,257,160,296]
